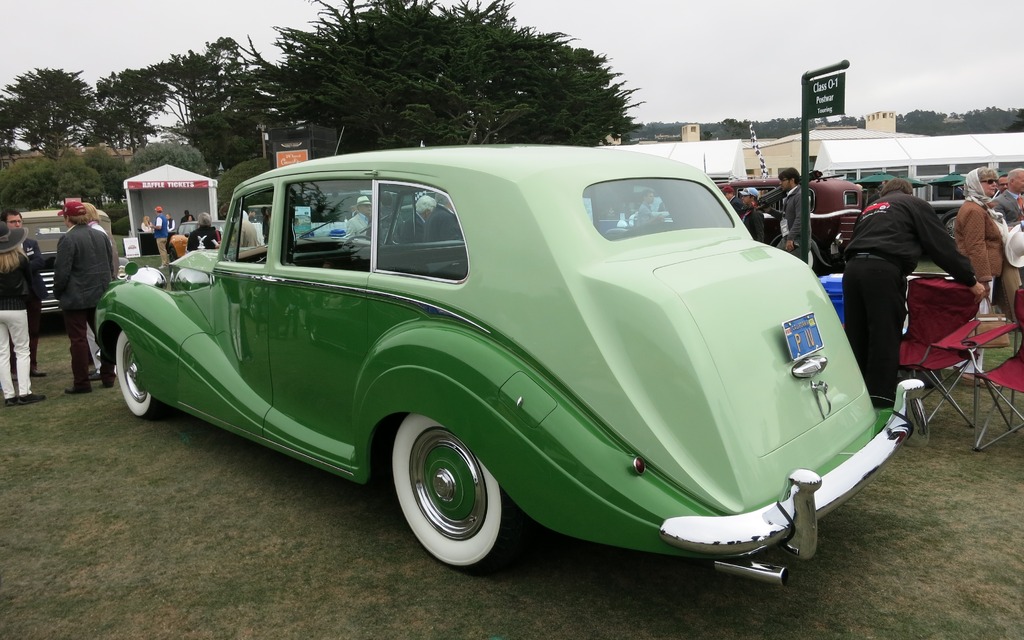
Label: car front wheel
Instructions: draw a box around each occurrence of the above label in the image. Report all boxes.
[392,413,526,574]
[943,213,957,238]
[115,331,168,420]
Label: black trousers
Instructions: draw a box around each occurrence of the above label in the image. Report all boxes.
[843,257,906,408]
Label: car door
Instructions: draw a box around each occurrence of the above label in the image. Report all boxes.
[178,187,274,436]
[261,177,374,468]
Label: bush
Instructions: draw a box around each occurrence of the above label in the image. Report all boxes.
[218,158,273,209]
[111,216,131,236]
[103,202,128,224]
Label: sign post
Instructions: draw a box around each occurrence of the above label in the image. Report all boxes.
[799,60,849,263]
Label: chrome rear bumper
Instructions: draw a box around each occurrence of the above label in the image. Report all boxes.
[660,379,924,562]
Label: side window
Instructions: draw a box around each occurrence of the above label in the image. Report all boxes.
[282,179,373,272]
[375,182,467,281]
[223,187,274,263]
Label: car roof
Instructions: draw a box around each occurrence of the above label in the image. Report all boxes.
[239,145,711,192]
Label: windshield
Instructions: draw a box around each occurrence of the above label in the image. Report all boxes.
[584,178,734,240]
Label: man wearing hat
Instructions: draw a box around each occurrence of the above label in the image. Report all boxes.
[347,196,371,236]
[721,185,743,213]
[0,220,46,406]
[53,201,116,394]
[152,205,170,267]
[738,187,765,243]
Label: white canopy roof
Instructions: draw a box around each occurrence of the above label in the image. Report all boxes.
[604,140,748,180]
[124,164,217,189]
[814,132,1024,174]
[123,164,219,238]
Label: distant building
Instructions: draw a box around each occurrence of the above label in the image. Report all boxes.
[0,144,133,170]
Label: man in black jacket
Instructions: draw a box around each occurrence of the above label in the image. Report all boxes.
[53,202,115,394]
[843,178,985,407]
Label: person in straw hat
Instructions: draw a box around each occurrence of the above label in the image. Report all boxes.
[0,219,46,406]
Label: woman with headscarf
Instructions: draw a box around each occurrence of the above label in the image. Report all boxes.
[955,167,1019,312]
[954,167,1021,374]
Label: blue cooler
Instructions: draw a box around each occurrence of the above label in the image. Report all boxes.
[819,274,844,324]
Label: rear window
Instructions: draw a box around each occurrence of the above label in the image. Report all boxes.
[583,179,733,240]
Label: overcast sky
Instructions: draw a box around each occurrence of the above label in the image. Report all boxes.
[5,0,1020,126]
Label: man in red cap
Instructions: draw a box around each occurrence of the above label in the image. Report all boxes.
[721,185,743,213]
[53,201,116,394]
[152,205,170,267]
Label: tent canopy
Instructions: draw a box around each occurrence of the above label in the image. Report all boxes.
[604,140,748,181]
[123,164,219,236]
[814,132,1024,175]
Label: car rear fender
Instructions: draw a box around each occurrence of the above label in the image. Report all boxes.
[352,322,719,554]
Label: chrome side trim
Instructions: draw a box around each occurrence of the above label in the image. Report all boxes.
[178,402,355,477]
[659,379,923,559]
[211,269,488,334]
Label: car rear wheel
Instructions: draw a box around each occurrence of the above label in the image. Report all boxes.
[115,331,168,420]
[392,413,526,574]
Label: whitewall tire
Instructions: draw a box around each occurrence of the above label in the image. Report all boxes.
[392,413,525,574]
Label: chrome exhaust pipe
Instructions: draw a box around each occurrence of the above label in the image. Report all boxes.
[714,559,789,586]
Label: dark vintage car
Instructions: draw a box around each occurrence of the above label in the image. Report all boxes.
[727,176,863,274]
[168,219,227,261]
[96,146,924,585]
[18,209,117,313]
[929,200,964,238]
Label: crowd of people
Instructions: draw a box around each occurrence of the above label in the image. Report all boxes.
[842,167,1024,407]
[1,201,120,406]
[729,166,1023,408]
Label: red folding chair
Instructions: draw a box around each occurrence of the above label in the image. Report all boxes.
[972,289,1024,450]
[899,276,986,427]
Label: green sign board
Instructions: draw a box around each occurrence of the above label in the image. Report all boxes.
[805,72,846,118]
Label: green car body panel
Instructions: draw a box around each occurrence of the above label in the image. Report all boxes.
[96,146,911,570]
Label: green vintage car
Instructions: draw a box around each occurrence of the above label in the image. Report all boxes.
[95,146,924,584]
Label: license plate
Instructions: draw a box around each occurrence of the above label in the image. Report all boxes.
[783,313,824,361]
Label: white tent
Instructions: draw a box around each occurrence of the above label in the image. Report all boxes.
[814,132,1024,178]
[123,164,219,236]
[604,140,748,181]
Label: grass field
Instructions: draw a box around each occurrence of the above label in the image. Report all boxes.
[1,318,1023,640]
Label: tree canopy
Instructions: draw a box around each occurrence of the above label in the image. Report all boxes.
[3,69,95,159]
[250,0,637,152]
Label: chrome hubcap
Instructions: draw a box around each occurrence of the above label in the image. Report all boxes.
[409,427,486,540]
[121,340,148,404]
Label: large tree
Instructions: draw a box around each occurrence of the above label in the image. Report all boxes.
[249,0,636,151]
[1008,109,1024,133]
[2,68,95,159]
[150,38,265,170]
[0,97,18,165]
[82,147,130,202]
[93,69,166,153]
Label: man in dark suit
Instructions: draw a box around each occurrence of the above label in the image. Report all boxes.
[53,202,115,394]
[1,210,47,377]
[425,199,462,242]
[992,168,1024,225]
[779,167,802,253]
